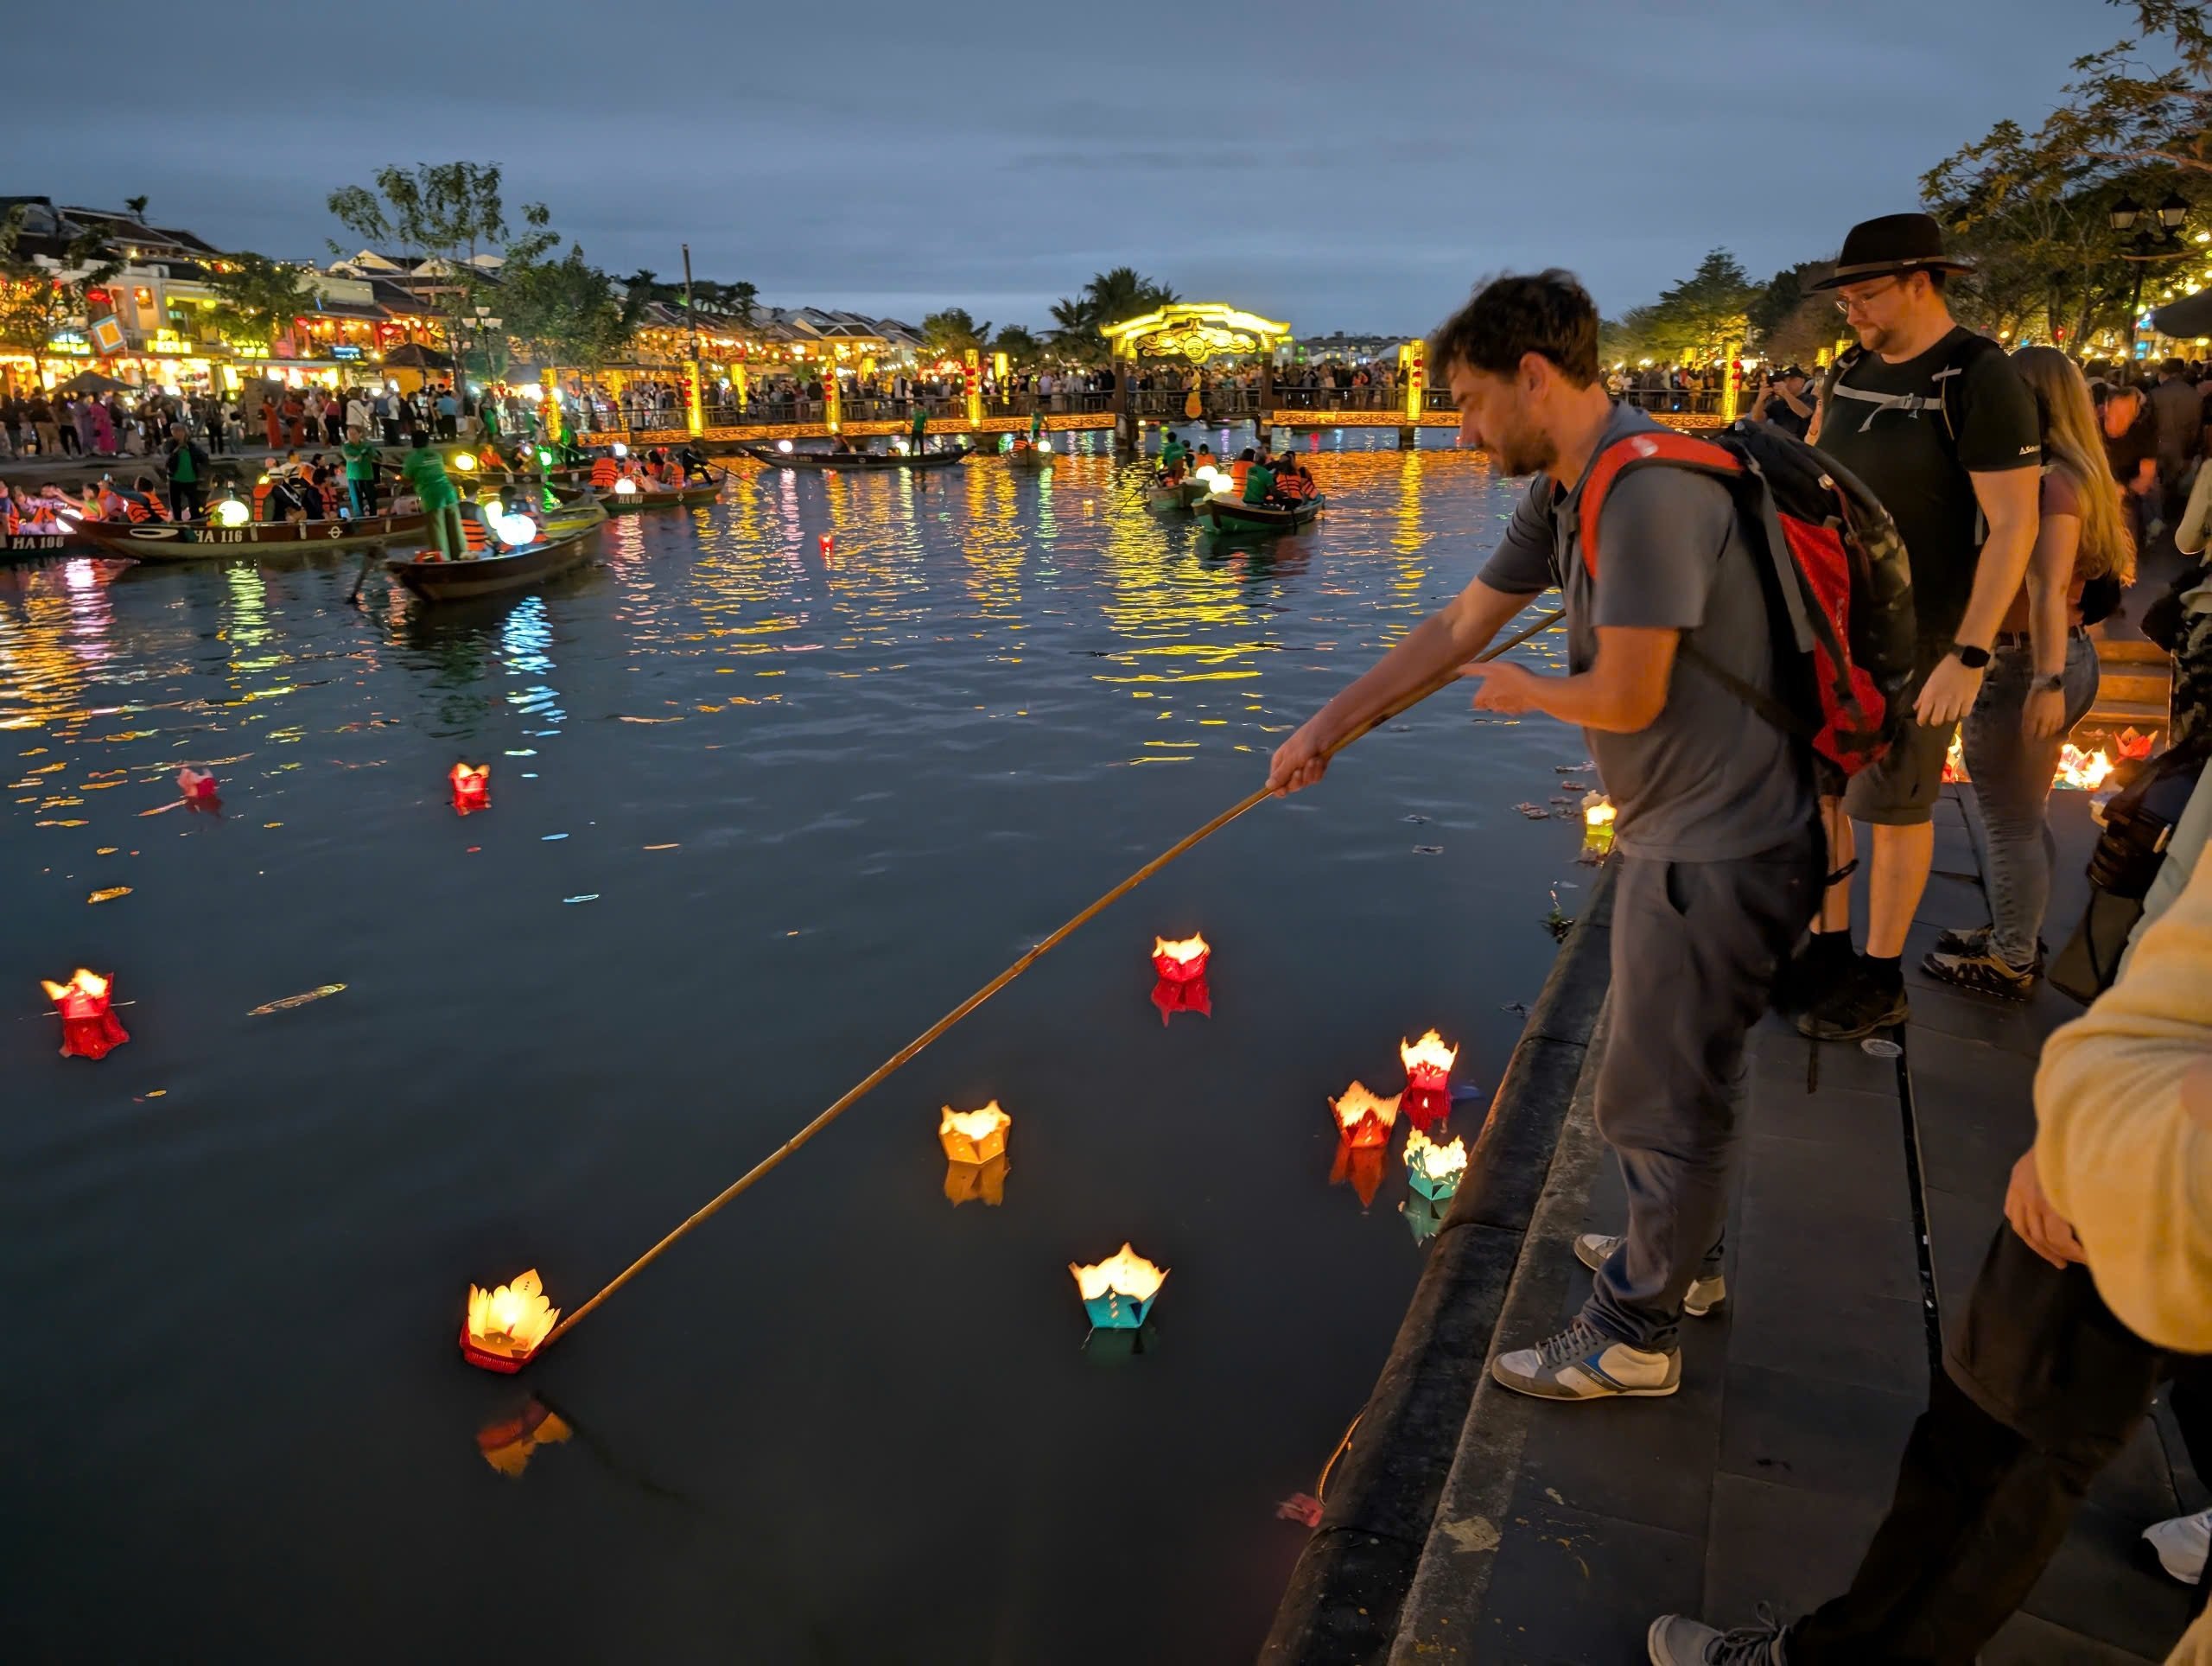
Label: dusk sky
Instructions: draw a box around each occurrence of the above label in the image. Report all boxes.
[25,0,2130,333]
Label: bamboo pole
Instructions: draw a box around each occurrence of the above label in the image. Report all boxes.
[536,607,1568,1353]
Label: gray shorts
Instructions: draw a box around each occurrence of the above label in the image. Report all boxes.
[1841,664,1954,827]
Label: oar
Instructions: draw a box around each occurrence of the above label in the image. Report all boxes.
[528,605,1568,1358]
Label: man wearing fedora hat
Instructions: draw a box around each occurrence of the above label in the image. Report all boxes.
[1790,213,2044,1041]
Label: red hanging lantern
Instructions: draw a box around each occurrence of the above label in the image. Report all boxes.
[1150,932,1211,1023]
[1398,1028,1459,1132]
[449,762,491,815]
[42,968,130,1060]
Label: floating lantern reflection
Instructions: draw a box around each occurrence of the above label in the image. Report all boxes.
[1329,1081,1400,1148]
[1150,932,1212,1023]
[944,1152,1010,1207]
[1404,1127,1469,1201]
[476,1399,572,1478]
[1330,1138,1388,1208]
[1399,1028,1459,1131]
[1580,792,1616,862]
[1070,1243,1167,1330]
[1402,1192,1448,1244]
[177,766,219,802]
[41,968,129,1060]
[461,1269,559,1372]
[938,1100,1012,1164]
[449,761,491,814]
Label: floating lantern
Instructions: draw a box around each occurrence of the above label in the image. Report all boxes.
[1403,1127,1469,1201]
[1328,1081,1401,1149]
[449,761,491,814]
[1070,1243,1166,1331]
[2055,744,2114,792]
[1402,1192,1448,1245]
[41,968,129,1060]
[819,534,833,556]
[177,766,219,802]
[1580,792,1616,862]
[212,496,251,528]
[1399,1028,1459,1131]
[944,1152,1010,1207]
[461,1269,559,1372]
[476,1400,572,1478]
[1150,932,1211,1023]
[1329,1138,1388,1208]
[938,1100,1012,1164]
[2117,725,2157,761]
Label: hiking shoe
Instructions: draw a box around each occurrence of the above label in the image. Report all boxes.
[1647,1604,1790,1664]
[1795,961,1908,1040]
[1574,1233,1726,1316]
[2145,1508,2212,1584]
[1491,1315,1679,1401]
[1920,940,2036,1000]
[1930,923,2047,973]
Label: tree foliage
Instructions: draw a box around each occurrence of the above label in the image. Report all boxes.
[992,324,1046,366]
[207,252,315,351]
[327,162,556,326]
[502,244,644,372]
[1605,250,1758,364]
[1048,267,1179,360]
[0,206,121,374]
[922,307,992,357]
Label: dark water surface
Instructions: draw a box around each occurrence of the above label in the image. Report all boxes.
[3,437,1589,1663]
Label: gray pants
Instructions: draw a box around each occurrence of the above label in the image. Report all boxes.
[1960,635,2100,967]
[1586,829,1820,1354]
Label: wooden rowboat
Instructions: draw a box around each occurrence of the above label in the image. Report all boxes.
[1,528,102,558]
[532,491,611,538]
[741,443,969,472]
[1005,447,1055,469]
[1194,493,1326,532]
[600,480,721,513]
[78,510,429,560]
[1148,480,1209,512]
[385,527,595,601]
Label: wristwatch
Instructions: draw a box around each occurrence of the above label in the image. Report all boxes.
[1948,643,1992,670]
[2033,672,2065,693]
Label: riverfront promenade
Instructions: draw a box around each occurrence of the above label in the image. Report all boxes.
[1267,787,2200,1664]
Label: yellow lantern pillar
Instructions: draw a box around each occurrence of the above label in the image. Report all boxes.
[963,347,982,428]
[733,363,748,413]
[825,361,842,432]
[686,362,704,438]
[1397,340,1426,449]
[542,367,564,445]
[1719,341,1741,424]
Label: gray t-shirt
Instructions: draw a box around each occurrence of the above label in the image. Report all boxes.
[1478,404,1813,862]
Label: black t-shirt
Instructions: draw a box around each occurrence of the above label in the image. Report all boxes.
[2104,407,2157,486]
[1815,327,2039,642]
[1762,387,1813,439]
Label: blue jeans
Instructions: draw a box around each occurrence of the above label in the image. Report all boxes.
[1959,635,2100,967]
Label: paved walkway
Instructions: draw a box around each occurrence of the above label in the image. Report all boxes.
[1386,787,2201,1665]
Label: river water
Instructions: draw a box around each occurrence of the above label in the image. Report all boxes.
[3,436,1591,1663]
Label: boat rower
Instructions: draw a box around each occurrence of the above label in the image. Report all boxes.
[400,432,467,562]
[909,401,930,455]
[1241,454,1278,506]
[1160,431,1189,482]
[1029,406,1046,447]
[677,444,714,483]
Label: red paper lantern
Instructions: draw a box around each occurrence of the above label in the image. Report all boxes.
[818,533,834,556]
[1150,932,1211,1024]
[1399,1028,1459,1132]
[177,766,219,802]
[42,968,130,1060]
[450,762,491,815]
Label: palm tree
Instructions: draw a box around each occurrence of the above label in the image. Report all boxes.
[124,195,149,225]
[1083,267,1179,322]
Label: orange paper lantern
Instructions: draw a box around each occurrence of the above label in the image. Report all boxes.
[461,1269,558,1372]
[938,1101,1012,1164]
[1328,1081,1400,1149]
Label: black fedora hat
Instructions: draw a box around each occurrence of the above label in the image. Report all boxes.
[1810,213,1974,290]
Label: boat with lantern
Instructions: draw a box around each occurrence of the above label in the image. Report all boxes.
[1193,493,1326,533]
[1005,445,1055,470]
[598,480,722,513]
[385,525,596,602]
[741,442,970,472]
[77,509,429,560]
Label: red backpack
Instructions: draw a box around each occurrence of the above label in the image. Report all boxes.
[1576,420,1916,779]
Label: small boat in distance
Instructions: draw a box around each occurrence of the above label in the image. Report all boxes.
[385,527,595,601]
[742,442,969,472]
[1149,480,1209,513]
[598,480,721,513]
[1193,493,1326,532]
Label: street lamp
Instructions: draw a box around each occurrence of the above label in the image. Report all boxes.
[2114,194,2192,359]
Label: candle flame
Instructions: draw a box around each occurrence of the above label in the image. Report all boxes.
[1153,932,1209,966]
[42,968,110,1004]
[1069,1243,1167,1304]
[466,1269,559,1360]
[1582,792,1616,828]
[2054,744,2113,792]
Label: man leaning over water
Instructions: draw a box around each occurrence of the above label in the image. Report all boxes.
[1268,271,1819,1402]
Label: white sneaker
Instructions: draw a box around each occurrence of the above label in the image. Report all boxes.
[2145,1508,2211,1585]
[1575,1232,1727,1317]
[1491,1315,1680,1401]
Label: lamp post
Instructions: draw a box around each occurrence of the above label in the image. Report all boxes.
[2113,193,2192,361]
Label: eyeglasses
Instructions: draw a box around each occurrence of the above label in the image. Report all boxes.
[1835,277,1904,315]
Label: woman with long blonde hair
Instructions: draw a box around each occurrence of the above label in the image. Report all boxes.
[1925,345,2135,996]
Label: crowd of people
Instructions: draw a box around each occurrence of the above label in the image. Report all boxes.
[1267,214,2211,1666]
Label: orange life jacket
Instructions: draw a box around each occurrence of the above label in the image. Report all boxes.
[590,456,621,488]
[124,495,154,523]
[1230,461,1251,489]
[463,512,489,553]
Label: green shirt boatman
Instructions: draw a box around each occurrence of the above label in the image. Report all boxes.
[1242,458,1277,505]
[1029,408,1046,444]
[1160,432,1187,474]
[910,403,929,454]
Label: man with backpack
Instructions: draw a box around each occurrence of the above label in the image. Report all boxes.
[1268,271,1822,1402]
[1795,214,2044,1040]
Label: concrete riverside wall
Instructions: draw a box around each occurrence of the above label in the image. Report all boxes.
[1258,862,1618,1664]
